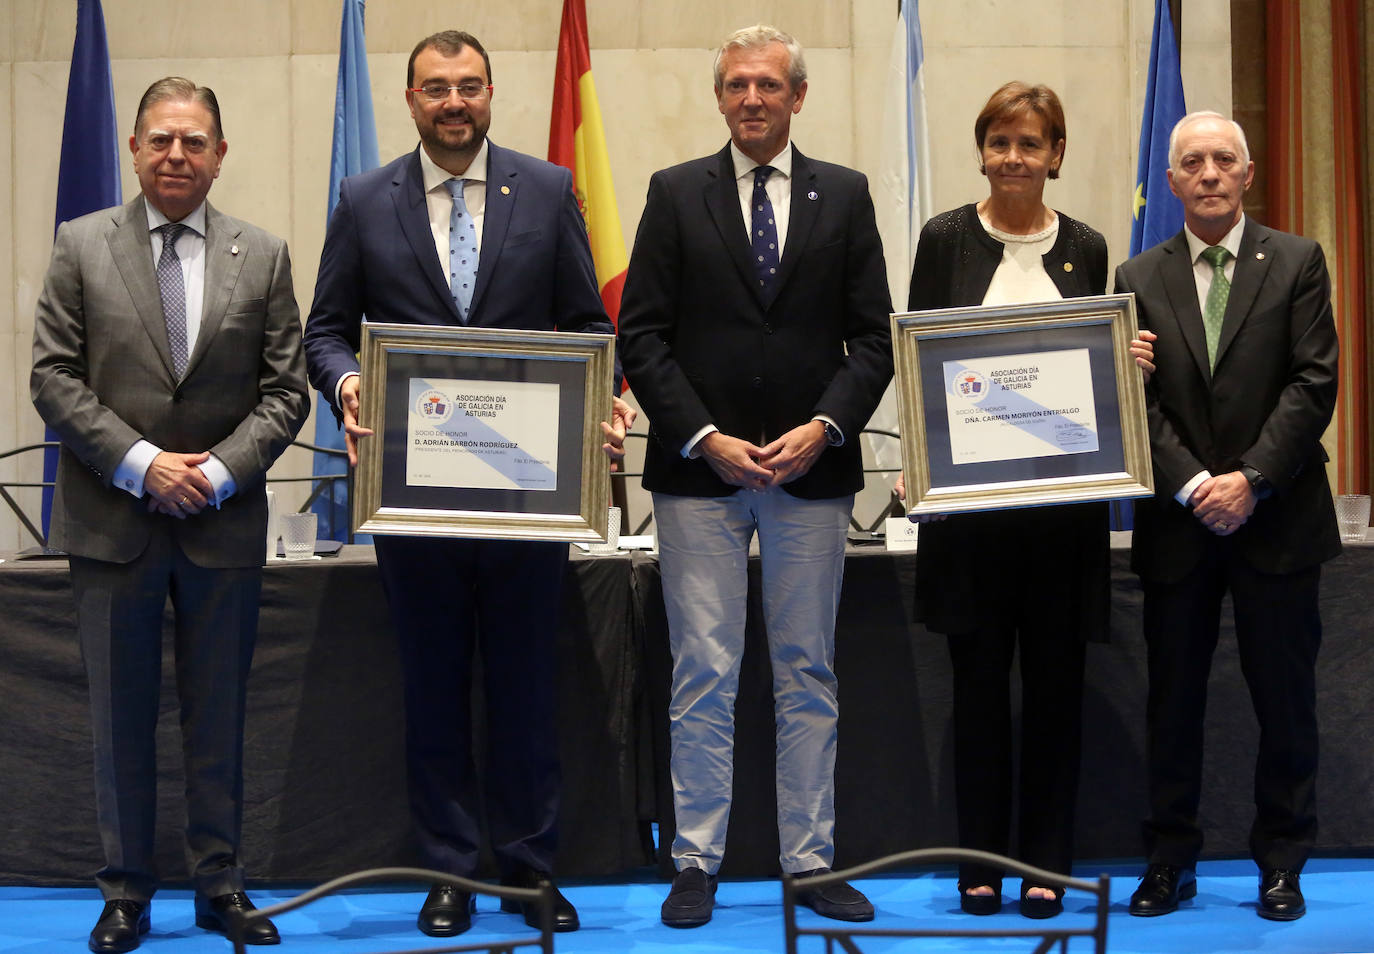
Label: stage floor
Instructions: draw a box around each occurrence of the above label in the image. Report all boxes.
[3,857,1370,953]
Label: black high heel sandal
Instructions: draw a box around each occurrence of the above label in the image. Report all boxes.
[1019,883,1064,919]
[958,883,1002,915]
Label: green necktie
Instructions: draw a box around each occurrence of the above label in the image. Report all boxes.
[1201,245,1230,370]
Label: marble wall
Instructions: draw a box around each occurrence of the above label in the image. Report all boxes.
[0,0,1232,549]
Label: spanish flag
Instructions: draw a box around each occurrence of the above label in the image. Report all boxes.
[548,0,628,328]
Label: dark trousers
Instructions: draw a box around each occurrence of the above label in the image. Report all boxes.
[946,622,1086,891]
[375,535,566,877]
[1142,546,1321,871]
[70,527,261,902]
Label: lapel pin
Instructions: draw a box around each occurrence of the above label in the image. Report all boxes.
[230,245,239,255]
[807,191,818,201]
[501,185,511,195]
[1063,262,1074,272]
[1256,251,1265,260]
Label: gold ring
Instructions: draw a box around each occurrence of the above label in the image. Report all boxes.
[180,495,189,505]
[1217,521,1229,530]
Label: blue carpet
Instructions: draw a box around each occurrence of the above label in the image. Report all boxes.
[3,858,1370,953]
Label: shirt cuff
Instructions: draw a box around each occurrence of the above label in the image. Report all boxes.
[113,440,161,498]
[1176,470,1211,507]
[812,415,841,446]
[199,454,236,509]
[683,424,718,459]
[335,370,360,411]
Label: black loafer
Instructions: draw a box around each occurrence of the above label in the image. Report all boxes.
[89,899,149,953]
[793,868,875,922]
[1128,864,1196,917]
[1258,869,1305,921]
[194,892,280,945]
[500,867,579,932]
[661,867,718,928]
[418,884,474,937]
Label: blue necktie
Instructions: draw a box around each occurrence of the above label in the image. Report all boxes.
[156,223,189,377]
[445,178,477,322]
[751,166,780,296]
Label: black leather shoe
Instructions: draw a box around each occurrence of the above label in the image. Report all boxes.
[661,867,717,928]
[958,883,1002,916]
[500,867,579,932]
[1128,864,1197,917]
[418,884,474,937]
[89,899,149,953]
[194,892,280,945]
[793,868,875,922]
[1258,869,1305,921]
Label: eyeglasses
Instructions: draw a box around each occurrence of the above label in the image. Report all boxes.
[409,82,493,102]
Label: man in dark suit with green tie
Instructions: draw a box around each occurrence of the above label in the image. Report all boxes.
[1115,111,1339,923]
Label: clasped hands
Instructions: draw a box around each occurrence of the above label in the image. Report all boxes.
[144,451,213,518]
[340,375,639,471]
[699,421,828,490]
[1190,470,1256,536]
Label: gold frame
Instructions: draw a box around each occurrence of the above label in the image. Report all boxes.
[354,321,614,542]
[890,293,1153,515]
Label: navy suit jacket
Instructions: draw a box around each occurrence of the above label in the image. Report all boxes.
[1115,220,1340,582]
[617,144,892,500]
[304,143,611,409]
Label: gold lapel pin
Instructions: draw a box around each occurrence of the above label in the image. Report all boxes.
[1256,252,1265,260]
[501,185,511,195]
[230,245,239,255]
[1063,262,1074,272]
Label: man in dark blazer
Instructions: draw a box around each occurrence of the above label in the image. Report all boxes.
[30,78,308,952]
[618,25,891,928]
[1115,111,1339,922]
[303,30,629,938]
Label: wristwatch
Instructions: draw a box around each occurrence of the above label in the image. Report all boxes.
[822,421,843,446]
[1239,464,1273,500]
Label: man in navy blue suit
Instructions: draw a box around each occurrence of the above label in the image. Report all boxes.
[303,30,631,937]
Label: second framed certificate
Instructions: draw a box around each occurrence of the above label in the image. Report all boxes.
[354,321,615,542]
[891,294,1153,516]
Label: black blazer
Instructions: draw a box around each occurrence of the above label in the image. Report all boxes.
[908,204,1111,638]
[1115,219,1340,582]
[618,144,893,500]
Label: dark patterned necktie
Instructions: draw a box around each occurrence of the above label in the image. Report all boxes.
[751,166,780,296]
[156,223,189,377]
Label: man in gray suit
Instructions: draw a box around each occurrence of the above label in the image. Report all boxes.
[31,77,308,953]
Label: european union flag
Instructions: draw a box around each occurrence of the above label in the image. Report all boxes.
[44,0,123,538]
[312,0,379,541]
[1130,0,1187,256]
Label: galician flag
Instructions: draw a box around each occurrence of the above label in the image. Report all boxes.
[548,0,628,328]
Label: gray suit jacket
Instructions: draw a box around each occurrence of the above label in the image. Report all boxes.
[31,195,309,568]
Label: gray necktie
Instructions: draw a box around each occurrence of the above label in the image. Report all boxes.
[156,223,189,377]
[1201,245,1230,370]
[446,178,477,322]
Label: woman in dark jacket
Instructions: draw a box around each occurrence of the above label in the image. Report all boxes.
[899,81,1153,919]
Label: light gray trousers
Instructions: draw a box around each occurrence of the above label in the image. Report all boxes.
[654,486,852,875]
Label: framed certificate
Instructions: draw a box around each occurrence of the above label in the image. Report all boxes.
[354,321,615,542]
[891,294,1153,515]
